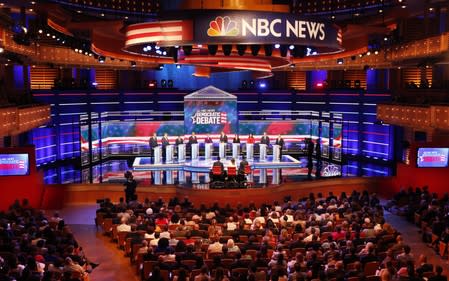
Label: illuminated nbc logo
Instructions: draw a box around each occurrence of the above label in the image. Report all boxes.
[207,16,239,37]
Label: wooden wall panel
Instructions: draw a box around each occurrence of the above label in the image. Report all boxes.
[287,71,306,90]
[30,66,59,90]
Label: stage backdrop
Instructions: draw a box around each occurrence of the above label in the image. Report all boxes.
[184,86,238,134]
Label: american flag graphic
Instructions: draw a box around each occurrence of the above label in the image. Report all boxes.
[125,20,193,46]
[220,112,227,124]
[18,160,25,169]
[337,29,343,45]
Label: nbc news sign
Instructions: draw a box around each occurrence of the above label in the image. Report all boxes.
[194,11,341,50]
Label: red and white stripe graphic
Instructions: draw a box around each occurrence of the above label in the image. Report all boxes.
[337,29,343,45]
[125,20,193,46]
[220,112,227,124]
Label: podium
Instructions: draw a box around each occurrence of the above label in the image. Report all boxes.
[205,143,213,160]
[259,144,267,161]
[272,144,281,162]
[219,143,226,159]
[153,171,162,185]
[166,171,174,184]
[272,169,280,185]
[246,143,254,160]
[178,144,186,162]
[165,145,174,163]
[259,169,267,184]
[232,143,240,159]
[154,146,162,164]
[178,170,186,184]
[191,143,199,160]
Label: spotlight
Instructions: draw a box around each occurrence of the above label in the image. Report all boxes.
[74,48,78,52]
[208,45,218,55]
[274,43,280,49]
[46,33,50,37]
[158,64,164,70]
[289,64,295,68]
[143,46,148,52]
[147,45,152,51]
[149,80,157,88]
[52,35,55,39]
[289,45,295,50]
[250,44,260,56]
[374,50,379,55]
[337,58,344,65]
[38,29,42,34]
[384,37,388,41]
[131,61,136,67]
[155,45,160,50]
[237,45,247,56]
[162,51,167,56]
[0,47,3,53]
[359,53,363,58]
[98,56,105,63]
[161,79,167,88]
[241,80,248,89]
[366,51,371,56]
[176,64,181,69]
[249,80,255,89]
[258,82,267,89]
[222,44,232,56]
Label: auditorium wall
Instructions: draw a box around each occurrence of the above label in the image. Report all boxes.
[0,146,44,211]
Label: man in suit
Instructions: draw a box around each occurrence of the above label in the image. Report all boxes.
[219,131,228,143]
[275,134,285,158]
[210,157,226,181]
[149,133,158,157]
[233,134,240,143]
[238,155,249,182]
[260,132,270,145]
[175,135,184,145]
[188,132,198,145]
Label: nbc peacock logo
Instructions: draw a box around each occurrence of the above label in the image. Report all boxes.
[207,16,239,37]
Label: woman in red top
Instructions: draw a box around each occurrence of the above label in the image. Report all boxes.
[247,133,255,144]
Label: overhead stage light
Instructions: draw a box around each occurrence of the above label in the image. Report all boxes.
[222,44,233,56]
[289,45,295,50]
[274,43,280,49]
[263,45,273,56]
[237,45,247,56]
[208,45,218,55]
[337,58,344,65]
[250,45,260,56]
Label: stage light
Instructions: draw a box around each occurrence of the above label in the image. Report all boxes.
[290,64,295,68]
[0,47,3,53]
[374,50,379,55]
[176,64,181,69]
[149,80,157,88]
[289,45,295,50]
[143,46,148,52]
[155,45,160,50]
[208,45,218,55]
[249,80,255,89]
[74,48,78,52]
[46,33,50,37]
[258,82,267,89]
[52,35,55,39]
[161,79,167,88]
[147,45,152,51]
[222,44,232,56]
[241,80,248,89]
[274,43,280,49]
[197,44,203,48]
[162,51,167,56]
[237,45,247,56]
[359,53,363,58]
[337,58,343,65]
[384,37,388,41]
[316,82,323,88]
[158,64,164,70]
[130,61,136,67]
[156,50,162,55]
[98,56,105,63]
[38,29,42,34]
[263,44,273,56]
[250,44,260,56]
[168,80,174,88]
[366,51,371,56]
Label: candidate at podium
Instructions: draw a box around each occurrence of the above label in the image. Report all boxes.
[161,133,170,159]
[238,155,249,182]
[188,132,198,145]
[204,134,213,143]
[219,131,228,143]
[275,134,285,158]
[149,133,158,157]
[233,134,240,143]
[247,133,255,144]
[260,132,270,145]
[175,135,184,145]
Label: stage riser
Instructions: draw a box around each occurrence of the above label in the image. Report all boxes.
[43,177,385,208]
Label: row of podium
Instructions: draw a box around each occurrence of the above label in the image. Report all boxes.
[153,143,282,164]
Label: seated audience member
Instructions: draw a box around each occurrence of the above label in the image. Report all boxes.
[429,265,447,281]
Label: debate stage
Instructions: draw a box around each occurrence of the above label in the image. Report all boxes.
[132,155,302,185]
